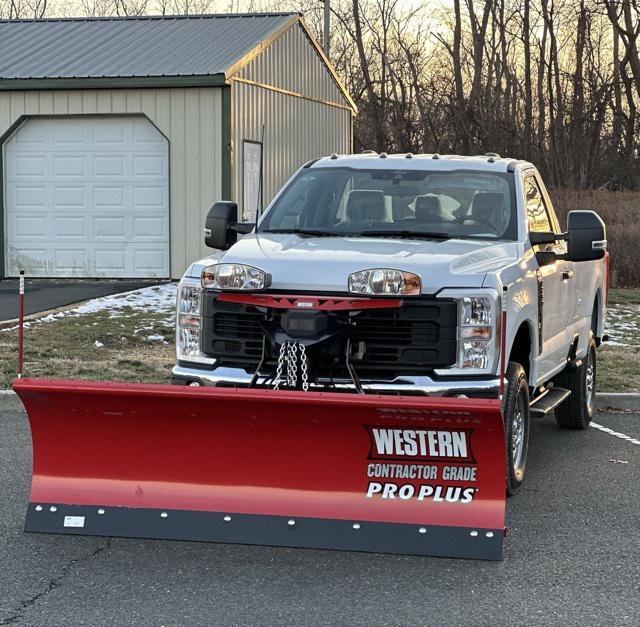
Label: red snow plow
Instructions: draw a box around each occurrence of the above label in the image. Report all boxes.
[14,378,506,560]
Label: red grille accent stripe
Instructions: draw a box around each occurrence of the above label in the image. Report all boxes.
[217,293,403,311]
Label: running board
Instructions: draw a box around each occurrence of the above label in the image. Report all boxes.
[530,387,571,416]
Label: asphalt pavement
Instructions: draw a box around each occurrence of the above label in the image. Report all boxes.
[0,279,162,322]
[0,409,638,626]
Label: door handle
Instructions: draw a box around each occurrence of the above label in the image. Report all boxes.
[562,270,574,281]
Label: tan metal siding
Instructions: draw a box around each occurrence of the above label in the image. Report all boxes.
[236,23,349,109]
[0,87,222,278]
[231,80,351,219]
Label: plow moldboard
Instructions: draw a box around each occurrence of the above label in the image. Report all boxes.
[14,379,506,560]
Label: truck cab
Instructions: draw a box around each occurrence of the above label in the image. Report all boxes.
[172,153,607,493]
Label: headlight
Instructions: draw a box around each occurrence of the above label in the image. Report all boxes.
[348,269,421,296]
[461,296,492,326]
[201,264,269,291]
[176,280,210,364]
[435,289,499,376]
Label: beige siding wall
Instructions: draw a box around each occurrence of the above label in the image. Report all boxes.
[236,23,349,108]
[0,87,222,278]
[231,81,352,219]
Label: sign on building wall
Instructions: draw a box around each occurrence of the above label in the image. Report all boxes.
[243,140,262,222]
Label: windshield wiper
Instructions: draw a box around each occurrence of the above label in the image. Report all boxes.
[357,230,452,240]
[260,229,347,237]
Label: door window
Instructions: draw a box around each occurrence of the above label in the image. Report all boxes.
[524,176,552,233]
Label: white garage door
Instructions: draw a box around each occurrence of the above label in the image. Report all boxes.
[4,116,169,278]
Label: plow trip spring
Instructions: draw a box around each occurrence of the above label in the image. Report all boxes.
[14,378,506,560]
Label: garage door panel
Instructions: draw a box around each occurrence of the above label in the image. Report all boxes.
[133,186,165,209]
[132,216,168,239]
[54,249,89,272]
[52,121,84,144]
[133,247,169,274]
[5,116,169,278]
[8,248,48,273]
[94,249,126,272]
[93,155,125,177]
[13,156,45,177]
[12,216,48,238]
[53,216,87,238]
[53,187,85,208]
[133,122,164,144]
[133,155,165,176]
[94,216,126,239]
[53,155,85,177]
[93,120,125,144]
[13,185,47,208]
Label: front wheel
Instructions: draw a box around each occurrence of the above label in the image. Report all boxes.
[502,361,531,496]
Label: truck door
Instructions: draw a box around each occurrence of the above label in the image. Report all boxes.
[523,174,572,379]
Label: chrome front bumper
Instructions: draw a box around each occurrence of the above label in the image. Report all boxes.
[171,363,500,397]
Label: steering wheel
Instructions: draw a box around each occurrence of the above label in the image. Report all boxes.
[457,215,500,235]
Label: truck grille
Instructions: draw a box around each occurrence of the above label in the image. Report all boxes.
[201,295,458,375]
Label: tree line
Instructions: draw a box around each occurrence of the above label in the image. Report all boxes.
[3,0,640,190]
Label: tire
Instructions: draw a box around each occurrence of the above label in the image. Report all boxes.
[502,361,530,496]
[554,332,596,429]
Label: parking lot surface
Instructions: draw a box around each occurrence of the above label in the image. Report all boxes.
[1,409,638,626]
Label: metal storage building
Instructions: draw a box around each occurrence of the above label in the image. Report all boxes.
[0,13,355,279]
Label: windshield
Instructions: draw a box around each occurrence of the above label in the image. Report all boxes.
[258,167,517,240]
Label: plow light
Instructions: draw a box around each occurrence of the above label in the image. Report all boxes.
[202,264,269,291]
[348,269,421,296]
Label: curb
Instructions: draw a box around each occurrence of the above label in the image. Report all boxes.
[1,389,639,412]
[594,393,640,411]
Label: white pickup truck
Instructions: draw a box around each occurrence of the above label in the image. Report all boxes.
[172,152,607,493]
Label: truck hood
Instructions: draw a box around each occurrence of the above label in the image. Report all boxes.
[187,233,521,293]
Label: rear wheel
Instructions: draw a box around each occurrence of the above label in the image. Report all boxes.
[554,332,596,429]
[502,362,530,496]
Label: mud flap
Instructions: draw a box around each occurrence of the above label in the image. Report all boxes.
[14,379,506,560]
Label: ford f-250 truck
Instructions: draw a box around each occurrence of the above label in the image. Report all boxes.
[172,152,607,494]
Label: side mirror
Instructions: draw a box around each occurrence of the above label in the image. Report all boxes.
[566,210,606,262]
[204,202,237,250]
[203,202,257,250]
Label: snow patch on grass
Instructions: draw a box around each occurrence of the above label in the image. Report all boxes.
[606,304,640,348]
[2,283,177,333]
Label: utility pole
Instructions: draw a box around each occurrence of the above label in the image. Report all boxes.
[323,0,330,56]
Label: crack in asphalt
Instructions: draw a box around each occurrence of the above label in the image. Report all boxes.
[0,539,112,626]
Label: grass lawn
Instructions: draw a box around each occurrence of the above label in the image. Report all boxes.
[0,285,637,392]
[0,285,176,389]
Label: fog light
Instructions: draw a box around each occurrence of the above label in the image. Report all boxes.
[461,341,490,369]
[179,327,201,357]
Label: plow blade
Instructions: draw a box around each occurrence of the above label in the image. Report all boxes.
[14,379,506,560]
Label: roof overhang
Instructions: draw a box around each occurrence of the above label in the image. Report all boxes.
[0,74,227,91]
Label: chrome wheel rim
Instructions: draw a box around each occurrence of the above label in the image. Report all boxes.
[511,391,526,471]
[586,350,595,410]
